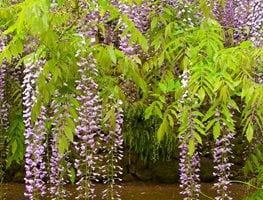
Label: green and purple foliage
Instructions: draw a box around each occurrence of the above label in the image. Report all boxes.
[23,60,47,199]
[0,1,262,200]
[178,70,201,200]
[213,0,262,47]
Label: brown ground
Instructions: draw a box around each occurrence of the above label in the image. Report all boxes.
[0,182,254,200]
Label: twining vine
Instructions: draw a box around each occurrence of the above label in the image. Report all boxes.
[0,1,262,200]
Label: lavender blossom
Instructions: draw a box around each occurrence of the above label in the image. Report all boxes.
[74,57,103,200]
[0,37,9,146]
[101,100,124,200]
[178,70,201,200]
[213,132,234,200]
[22,59,47,200]
[49,132,67,199]
[48,97,73,200]
[0,38,9,197]
[117,1,151,55]
[213,0,263,47]
[179,140,201,200]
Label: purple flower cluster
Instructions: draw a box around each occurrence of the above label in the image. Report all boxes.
[117,1,151,55]
[0,38,9,136]
[101,100,124,200]
[213,131,234,200]
[213,0,236,29]
[48,98,73,199]
[22,60,47,200]
[178,70,201,200]
[77,1,100,44]
[0,37,9,186]
[167,0,198,28]
[74,57,103,200]
[213,0,263,47]
[246,0,263,47]
[49,129,67,198]
[179,139,201,200]
[212,107,235,200]
[25,107,47,197]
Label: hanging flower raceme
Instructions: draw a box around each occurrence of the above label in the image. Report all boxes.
[213,0,262,47]
[246,0,263,47]
[117,1,151,55]
[0,38,9,133]
[101,100,124,200]
[49,125,68,199]
[179,140,200,200]
[213,0,236,29]
[213,107,235,200]
[213,132,234,200]
[22,59,47,200]
[0,37,9,188]
[74,57,103,200]
[178,70,201,200]
[49,94,74,200]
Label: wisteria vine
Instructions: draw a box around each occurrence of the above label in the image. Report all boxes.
[0,1,261,200]
[23,59,47,200]
[179,70,201,200]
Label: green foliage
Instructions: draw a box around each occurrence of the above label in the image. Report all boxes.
[144,3,262,156]
[0,2,262,195]
[123,102,177,163]
[243,144,263,186]
[6,111,25,167]
[243,189,263,200]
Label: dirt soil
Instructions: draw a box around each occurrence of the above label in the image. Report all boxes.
[0,182,254,200]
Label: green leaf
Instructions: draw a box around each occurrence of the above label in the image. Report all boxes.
[251,154,259,167]
[68,107,78,119]
[144,105,153,120]
[203,107,216,122]
[188,137,195,156]
[194,124,206,135]
[69,97,80,108]
[11,140,17,154]
[70,167,76,184]
[198,87,205,103]
[151,17,158,29]
[193,131,202,145]
[104,108,115,122]
[213,122,220,139]
[159,83,167,93]
[157,119,168,142]
[159,96,165,103]
[154,105,163,119]
[167,114,174,128]
[59,135,68,155]
[108,46,117,64]
[246,123,254,143]
[139,36,148,52]
[64,126,73,142]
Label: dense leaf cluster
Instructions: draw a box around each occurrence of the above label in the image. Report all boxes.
[0,0,262,199]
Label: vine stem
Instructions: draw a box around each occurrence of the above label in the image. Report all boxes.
[200,191,214,200]
[229,180,263,190]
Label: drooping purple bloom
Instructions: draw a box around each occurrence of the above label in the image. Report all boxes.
[48,96,74,199]
[0,37,9,189]
[0,38,9,133]
[117,1,151,55]
[213,128,234,199]
[178,70,201,200]
[179,137,201,200]
[101,100,124,200]
[22,59,47,200]
[49,130,68,199]
[74,56,103,200]
[213,0,263,47]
